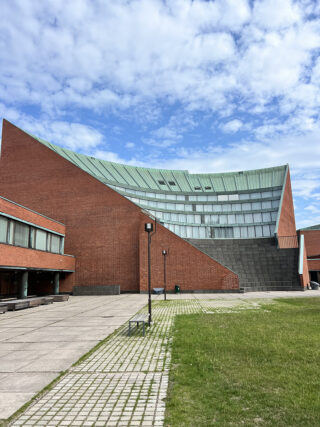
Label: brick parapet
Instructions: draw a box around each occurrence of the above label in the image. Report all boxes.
[138,215,239,293]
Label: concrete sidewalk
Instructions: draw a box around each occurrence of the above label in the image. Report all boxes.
[0,294,148,420]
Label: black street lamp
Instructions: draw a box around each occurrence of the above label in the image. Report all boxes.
[145,222,154,326]
[162,249,168,301]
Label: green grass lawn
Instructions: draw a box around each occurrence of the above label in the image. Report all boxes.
[165,298,320,426]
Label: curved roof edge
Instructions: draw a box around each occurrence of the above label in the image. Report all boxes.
[24,126,287,193]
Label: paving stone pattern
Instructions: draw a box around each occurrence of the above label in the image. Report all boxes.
[9,293,314,426]
[10,299,206,426]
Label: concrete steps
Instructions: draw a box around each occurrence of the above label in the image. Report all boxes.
[186,238,301,292]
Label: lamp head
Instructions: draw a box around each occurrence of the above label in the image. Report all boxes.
[162,249,167,255]
[145,223,153,232]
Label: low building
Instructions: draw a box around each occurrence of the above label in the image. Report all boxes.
[0,120,308,295]
[297,225,320,284]
[0,195,75,298]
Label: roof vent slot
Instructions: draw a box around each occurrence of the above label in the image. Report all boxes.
[194,186,201,190]
[205,186,212,190]
[168,181,176,186]
[158,180,165,185]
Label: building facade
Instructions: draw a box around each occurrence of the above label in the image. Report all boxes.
[0,195,75,298]
[0,120,308,294]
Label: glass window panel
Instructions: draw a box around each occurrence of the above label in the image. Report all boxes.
[207,195,218,201]
[234,226,241,238]
[272,200,280,208]
[250,192,261,199]
[187,215,194,223]
[194,215,201,224]
[212,204,221,212]
[174,224,180,234]
[177,195,185,201]
[263,225,271,236]
[240,226,248,238]
[167,194,176,200]
[229,194,239,201]
[186,226,193,238]
[248,226,255,237]
[14,222,29,247]
[29,228,36,248]
[166,203,175,209]
[245,213,253,224]
[189,195,197,201]
[185,204,192,212]
[204,215,210,224]
[178,214,186,222]
[8,221,14,244]
[51,234,61,253]
[171,213,178,221]
[261,191,272,198]
[262,201,272,209]
[222,204,231,212]
[232,203,241,212]
[252,202,261,210]
[228,214,236,224]
[192,227,200,238]
[255,225,263,237]
[0,216,8,243]
[199,227,206,238]
[196,204,203,212]
[271,211,277,221]
[225,227,234,238]
[218,195,228,201]
[179,226,186,238]
[209,215,217,224]
[253,213,262,223]
[204,204,212,212]
[242,203,251,211]
[219,215,227,224]
[198,196,207,201]
[270,224,275,235]
[35,229,47,250]
[236,214,244,224]
[273,190,282,197]
[239,193,248,200]
[262,212,271,222]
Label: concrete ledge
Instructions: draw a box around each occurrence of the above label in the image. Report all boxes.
[72,285,120,296]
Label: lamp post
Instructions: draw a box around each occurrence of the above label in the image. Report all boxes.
[145,222,153,326]
[162,249,167,301]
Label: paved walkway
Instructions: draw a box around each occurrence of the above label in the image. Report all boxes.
[0,294,147,420]
[2,290,319,426]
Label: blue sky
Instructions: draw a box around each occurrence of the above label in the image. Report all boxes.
[1,0,320,228]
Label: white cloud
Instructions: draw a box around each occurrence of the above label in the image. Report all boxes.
[125,142,135,149]
[220,119,243,133]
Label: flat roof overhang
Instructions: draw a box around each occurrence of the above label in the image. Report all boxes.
[0,266,75,273]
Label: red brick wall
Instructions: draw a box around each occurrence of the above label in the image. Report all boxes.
[0,120,239,293]
[0,243,75,271]
[277,169,297,248]
[308,259,320,271]
[0,196,65,235]
[138,218,239,292]
[298,230,320,257]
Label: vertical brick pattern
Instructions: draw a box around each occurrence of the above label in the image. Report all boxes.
[0,121,239,293]
[138,219,239,292]
[277,169,297,248]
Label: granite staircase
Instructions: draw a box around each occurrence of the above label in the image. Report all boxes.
[186,237,301,292]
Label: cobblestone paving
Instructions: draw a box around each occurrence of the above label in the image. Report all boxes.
[9,296,280,426]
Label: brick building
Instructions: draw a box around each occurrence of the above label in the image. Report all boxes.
[297,225,320,284]
[0,120,310,296]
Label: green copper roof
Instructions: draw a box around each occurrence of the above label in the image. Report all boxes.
[299,224,320,231]
[31,133,287,193]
